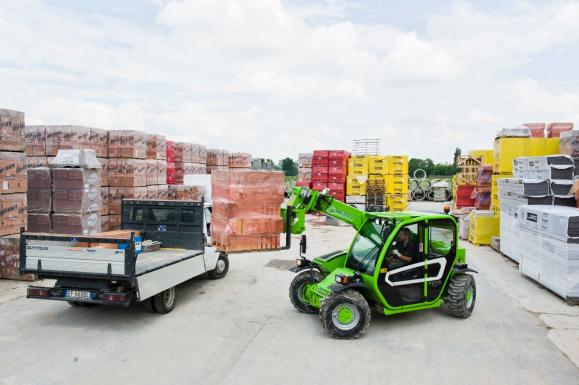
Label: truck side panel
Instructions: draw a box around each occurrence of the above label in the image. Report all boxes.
[137,255,206,301]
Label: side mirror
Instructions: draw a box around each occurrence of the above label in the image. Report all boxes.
[300,234,307,256]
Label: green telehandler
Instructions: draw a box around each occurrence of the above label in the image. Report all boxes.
[281,187,477,339]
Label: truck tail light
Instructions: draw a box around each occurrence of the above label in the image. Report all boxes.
[28,288,49,297]
[102,293,127,303]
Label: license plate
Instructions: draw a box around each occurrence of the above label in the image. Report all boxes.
[65,290,92,300]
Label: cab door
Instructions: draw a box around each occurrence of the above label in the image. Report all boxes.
[425,218,457,302]
[376,221,427,308]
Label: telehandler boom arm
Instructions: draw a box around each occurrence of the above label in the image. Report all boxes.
[281,187,369,235]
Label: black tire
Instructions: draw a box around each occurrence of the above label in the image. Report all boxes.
[143,298,157,313]
[289,270,323,314]
[445,274,476,318]
[319,290,371,339]
[152,287,176,314]
[208,254,229,280]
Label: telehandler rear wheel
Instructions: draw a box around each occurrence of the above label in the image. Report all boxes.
[445,274,476,318]
[289,270,323,314]
[320,290,371,339]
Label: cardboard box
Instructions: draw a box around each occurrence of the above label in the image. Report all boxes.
[0,109,25,152]
[0,152,26,194]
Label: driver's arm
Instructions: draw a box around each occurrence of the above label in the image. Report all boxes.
[392,249,412,263]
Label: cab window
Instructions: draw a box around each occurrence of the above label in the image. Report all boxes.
[429,220,455,258]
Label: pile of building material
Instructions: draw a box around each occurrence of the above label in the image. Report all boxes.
[516,205,579,303]
[345,155,409,211]
[296,153,312,188]
[0,109,31,280]
[473,165,492,209]
[206,149,229,174]
[211,170,284,252]
[228,153,252,170]
[311,150,350,202]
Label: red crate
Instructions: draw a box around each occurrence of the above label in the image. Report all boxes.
[312,182,328,191]
[166,162,176,184]
[166,140,175,163]
[329,190,345,201]
[312,158,329,167]
[328,182,345,192]
[328,174,346,183]
[328,166,347,177]
[328,157,348,167]
[313,150,330,158]
[312,174,329,182]
[312,165,328,174]
[328,150,350,158]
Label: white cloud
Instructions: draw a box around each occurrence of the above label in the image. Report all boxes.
[1,0,579,162]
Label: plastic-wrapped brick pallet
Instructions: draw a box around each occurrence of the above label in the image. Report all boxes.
[211,170,284,252]
[0,234,35,281]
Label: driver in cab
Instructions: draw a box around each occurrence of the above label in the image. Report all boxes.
[388,228,417,269]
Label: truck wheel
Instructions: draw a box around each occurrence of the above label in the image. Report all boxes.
[445,274,476,318]
[143,298,157,313]
[152,287,176,314]
[289,270,323,314]
[208,254,229,279]
[320,290,371,339]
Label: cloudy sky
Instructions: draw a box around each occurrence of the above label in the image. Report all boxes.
[2,0,579,162]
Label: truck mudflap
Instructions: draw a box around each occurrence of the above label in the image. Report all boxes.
[26,285,132,307]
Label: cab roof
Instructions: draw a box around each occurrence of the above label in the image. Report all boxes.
[365,210,455,223]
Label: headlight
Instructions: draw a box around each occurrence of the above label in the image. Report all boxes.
[296,259,303,267]
[335,275,351,285]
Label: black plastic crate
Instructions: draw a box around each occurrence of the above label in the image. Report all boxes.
[121,199,204,250]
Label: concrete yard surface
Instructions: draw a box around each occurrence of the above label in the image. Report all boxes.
[1,202,579,385]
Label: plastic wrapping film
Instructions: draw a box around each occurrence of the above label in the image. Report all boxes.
[517,224,579,300]
[298,153,313,168]
[89,128,109,157]
[458,215,470,240]
[513,155,574,180]
[158,184,169,200]
[108,159,146,187]
[166,162,176,184]
[0,109,25,152]
[24,125,47,156]
[0,193,27,236]
[100,187,110,215]
[559,130,579,157]
[184,163,206,175]
[495,127,530,139]
[546,122,573,138]
[228,153,252,169]
[167,185,205,201]
[211,170,284,251]
[100,214,110,232]
[97,158,109,187]
[108,130,147,159]
[523,123,546,138]
[50,149,101,169]
[207,149,229,166]
[206,165,229,174]
[0,234,35,281]
[476,165,493,185]
[147,185,159,199]
[499,208,520,262]
[147,134,167,160]
[25,157,49,170]
[0,151,27,194]
[52,187,101,214]
[199,145,207,164]
[44,125,92,156]
[27,168,52,213]
[146,159,158,185]
[166,141,175,163]
[157,160,167,184]
[190,143,201,163]
[174,142,185,163]
[517,204,579,241]
[175,162,184,184]
[52,213,101,235]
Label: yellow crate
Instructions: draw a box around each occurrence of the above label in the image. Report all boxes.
[386,155,408,175]
[493,138,526,174]
[523,138,546,157]
[387,174,409,194]
[348,157,368,175]
[346,175,367,195]
[367,156,388,174]
[388,194,409,212]
[469,149,494,165]
[468,213,499,245]
[545,137,560,155]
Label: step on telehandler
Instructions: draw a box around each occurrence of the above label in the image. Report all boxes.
[281,187,477,339]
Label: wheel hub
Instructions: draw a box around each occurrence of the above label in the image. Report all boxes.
[331,303,360,331]
[216,259,226,273]
[465,286,473,308]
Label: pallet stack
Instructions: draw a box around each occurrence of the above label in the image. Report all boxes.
[473,165,492,210]
[385,156,409,211]
[0,109,31,280]
[206,149,229,174]
[345,157,368,210]
[296,153,312,188]
[311,150,349,202]
[183,144,208,176]
[211,170,284,252]
[228,153,252,170]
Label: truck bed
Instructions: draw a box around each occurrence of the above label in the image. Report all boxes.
[136,249,203,276]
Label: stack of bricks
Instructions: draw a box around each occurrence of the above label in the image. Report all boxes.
[0,109,31,280]
[228,153,252,170]
[311,150,349,201]
[27,167,51,232]
[107,130,147,230]
[183,143,208,176]
[145,135,167,200]
[296,153,312,188]
[206,149,229,174]
[211,170,284,252]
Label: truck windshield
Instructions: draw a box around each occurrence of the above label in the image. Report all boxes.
[346,219,393,275]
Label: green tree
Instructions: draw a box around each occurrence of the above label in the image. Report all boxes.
[280,157,298,176]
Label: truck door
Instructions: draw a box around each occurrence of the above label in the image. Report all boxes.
[377,221,427,307]
[425,219,456,302]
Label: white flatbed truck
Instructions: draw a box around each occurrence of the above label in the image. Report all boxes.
[20,199,228,313]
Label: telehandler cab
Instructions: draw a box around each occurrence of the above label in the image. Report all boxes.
[281,187,477,339]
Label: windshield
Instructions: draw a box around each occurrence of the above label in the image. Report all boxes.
[346,218,393,275]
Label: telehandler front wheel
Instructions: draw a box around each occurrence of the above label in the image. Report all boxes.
[445,274,476,318]
[289,270,323,314]
[320,290,371,339]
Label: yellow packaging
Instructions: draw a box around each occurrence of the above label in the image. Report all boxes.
[346,175,367,195]
[368,174,386,182]
[493,138,526,174]
[367,156,388,174]
[468,213,499,245]
[469,149,494,165]
[491,201,500,213]
[545,137,560,155]
[387,155,408,175]
[523,138,546,157]
[387,174,409,194]
[348,157,368,175]
[387,194,409,211]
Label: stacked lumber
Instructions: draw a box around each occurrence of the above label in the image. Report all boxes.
[212,170,284,252]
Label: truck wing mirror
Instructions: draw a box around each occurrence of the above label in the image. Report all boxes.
[300,234,307,256]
